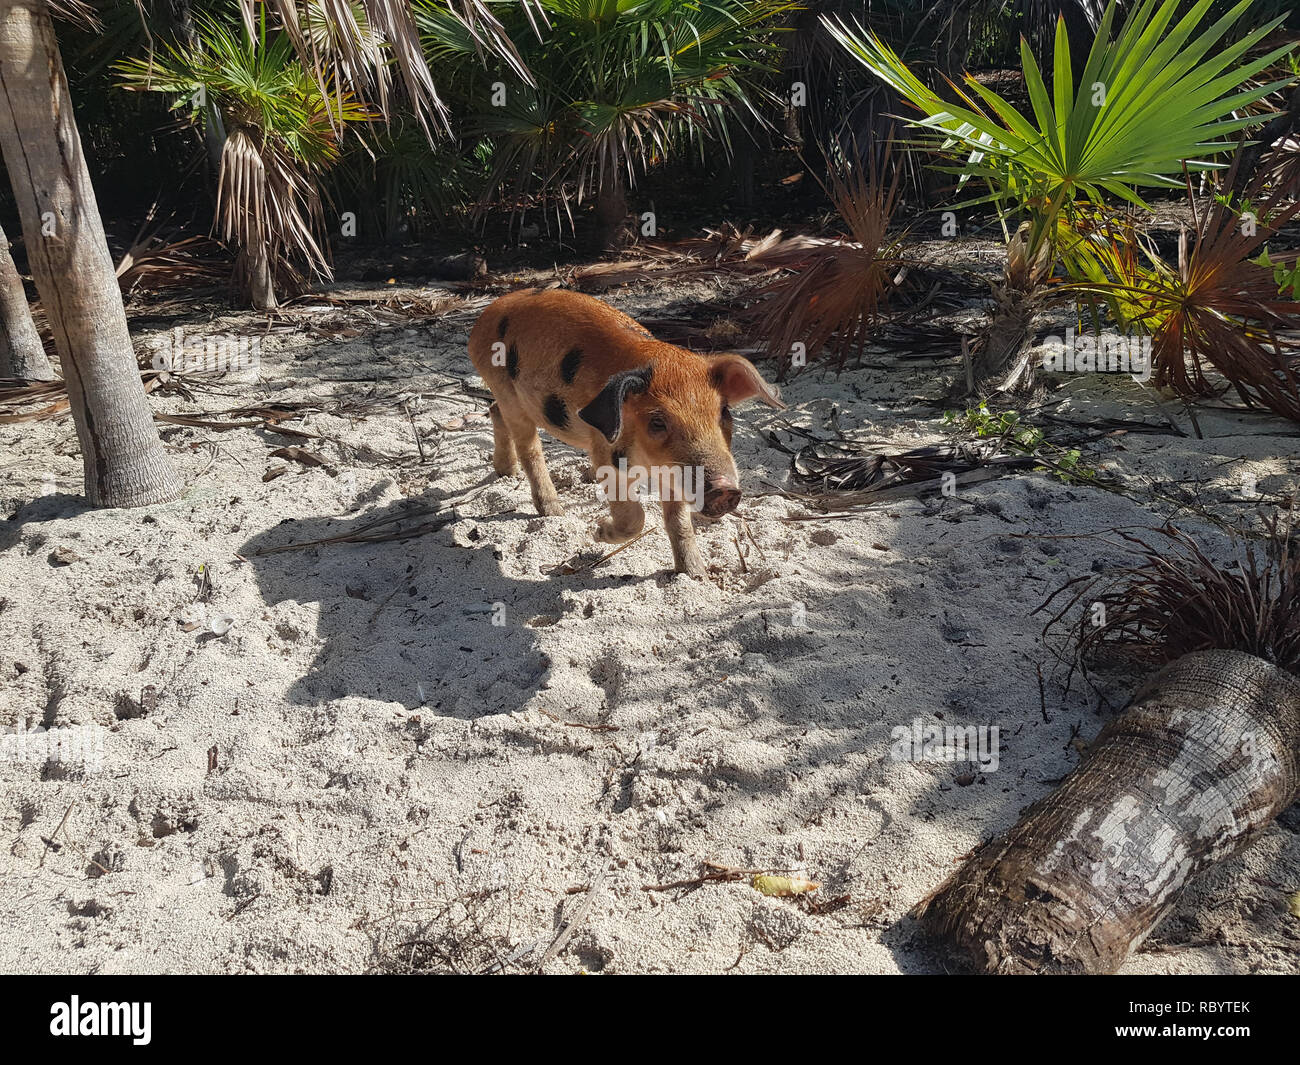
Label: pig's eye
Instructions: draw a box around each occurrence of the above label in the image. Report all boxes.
[648,413,668,434]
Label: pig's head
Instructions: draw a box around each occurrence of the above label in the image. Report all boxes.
[578,350,784,517]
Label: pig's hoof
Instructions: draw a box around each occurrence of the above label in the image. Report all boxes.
[595,517,641,543]
[676,556,708,579]
[536,498,565,517]
[493,461,520,477]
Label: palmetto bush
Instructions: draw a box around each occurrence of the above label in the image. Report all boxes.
[829,0,1293,256]
[333,119,491,241]
[1064,178,1300,421]
[116,10,372,307]
[826,0,1297,389]
[746,138,907,374]
[415,0,796,248]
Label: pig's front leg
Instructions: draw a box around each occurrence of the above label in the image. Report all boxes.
[597,498,645,544]
[589,442,644,543]
[661,499,707,578]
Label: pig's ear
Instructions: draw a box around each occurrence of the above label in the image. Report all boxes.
[710,354,786,410]
[578,365,654,443]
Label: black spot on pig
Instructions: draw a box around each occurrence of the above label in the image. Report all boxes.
[497,315,509,339]
[544,394,568,429]
[506,344,519,379]
[561,347,583,384]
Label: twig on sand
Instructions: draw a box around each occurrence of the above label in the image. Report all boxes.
[565,528,651,573]
[642,860,801,894]
[403,401,428,464]
[535,708,618,732]
[534,865,608,973]
[39,803,76,868]
[39,802,112,876]
[367,584,404,626]
[250,483,489,556]
[252,508,454,554]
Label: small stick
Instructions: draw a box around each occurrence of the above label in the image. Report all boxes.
[571,528,651,573]
[404,401,428,464]
[535,708,618,733]
[39,802,76,868]
[642,860,802,892]
[536,864,607,972]
[41,802,113,876]
[740,517,767,562]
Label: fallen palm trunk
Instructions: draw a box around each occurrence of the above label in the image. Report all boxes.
[915,648,1300,974]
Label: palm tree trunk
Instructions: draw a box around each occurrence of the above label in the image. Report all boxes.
[242,245,278,311]
[915,649,1300,974]
[0,220,53,379]
[972,284,1040,393]
[969,222,1052,394]
[0,0,181,507]
[594,172,628,254]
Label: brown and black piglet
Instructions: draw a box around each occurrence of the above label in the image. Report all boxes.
[468,288,784,576]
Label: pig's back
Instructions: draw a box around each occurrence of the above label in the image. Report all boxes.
[470,289,654,373]
[468,289,660,446]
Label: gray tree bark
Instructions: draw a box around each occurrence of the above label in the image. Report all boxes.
[594,172,629,254]
[0,218,53,378]
[242,245,277,311]
[0,0,181,506]
[915,649,1300,974]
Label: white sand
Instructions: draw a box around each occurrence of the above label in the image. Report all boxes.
[2,279,1298,974]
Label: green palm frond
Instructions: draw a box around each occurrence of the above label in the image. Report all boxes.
[116,11,371,282]
[418,0,795,217]
[825,0,1296,244]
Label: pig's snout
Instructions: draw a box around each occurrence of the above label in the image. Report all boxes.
[701,476,741,518]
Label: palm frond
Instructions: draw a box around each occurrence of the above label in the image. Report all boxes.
[745,137,908,373]
[826,0,1297,244]
[1044,518,1300,673]
[1064,171,1300,422]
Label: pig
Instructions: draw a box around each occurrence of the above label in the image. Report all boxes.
[468,288,785,577]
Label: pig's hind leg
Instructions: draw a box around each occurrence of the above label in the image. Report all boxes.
[500,405,564,517]
[487,402,519,476]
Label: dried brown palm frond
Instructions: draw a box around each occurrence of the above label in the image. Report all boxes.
[1041,516,1300,674]
[1257,132,1300,199]
[116,235,226,293]
[46,0,98,29]
[247,1,538,139]
[1065,168,1300,424]
[743,140,907,375]
[216,129,329,292]
[568,225,840,291]
[0,377,68,424]
[790,440,1004,494]
[247,1,438,137]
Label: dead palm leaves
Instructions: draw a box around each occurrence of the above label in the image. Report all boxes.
[242,0,466,139]
[1043,516,1300,674]
[1065,173,1300,423]
[217,129,331,296]
[116,234,225,294]
[745,142,907,374]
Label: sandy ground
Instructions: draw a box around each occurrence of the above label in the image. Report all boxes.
[2,273,1299,974]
